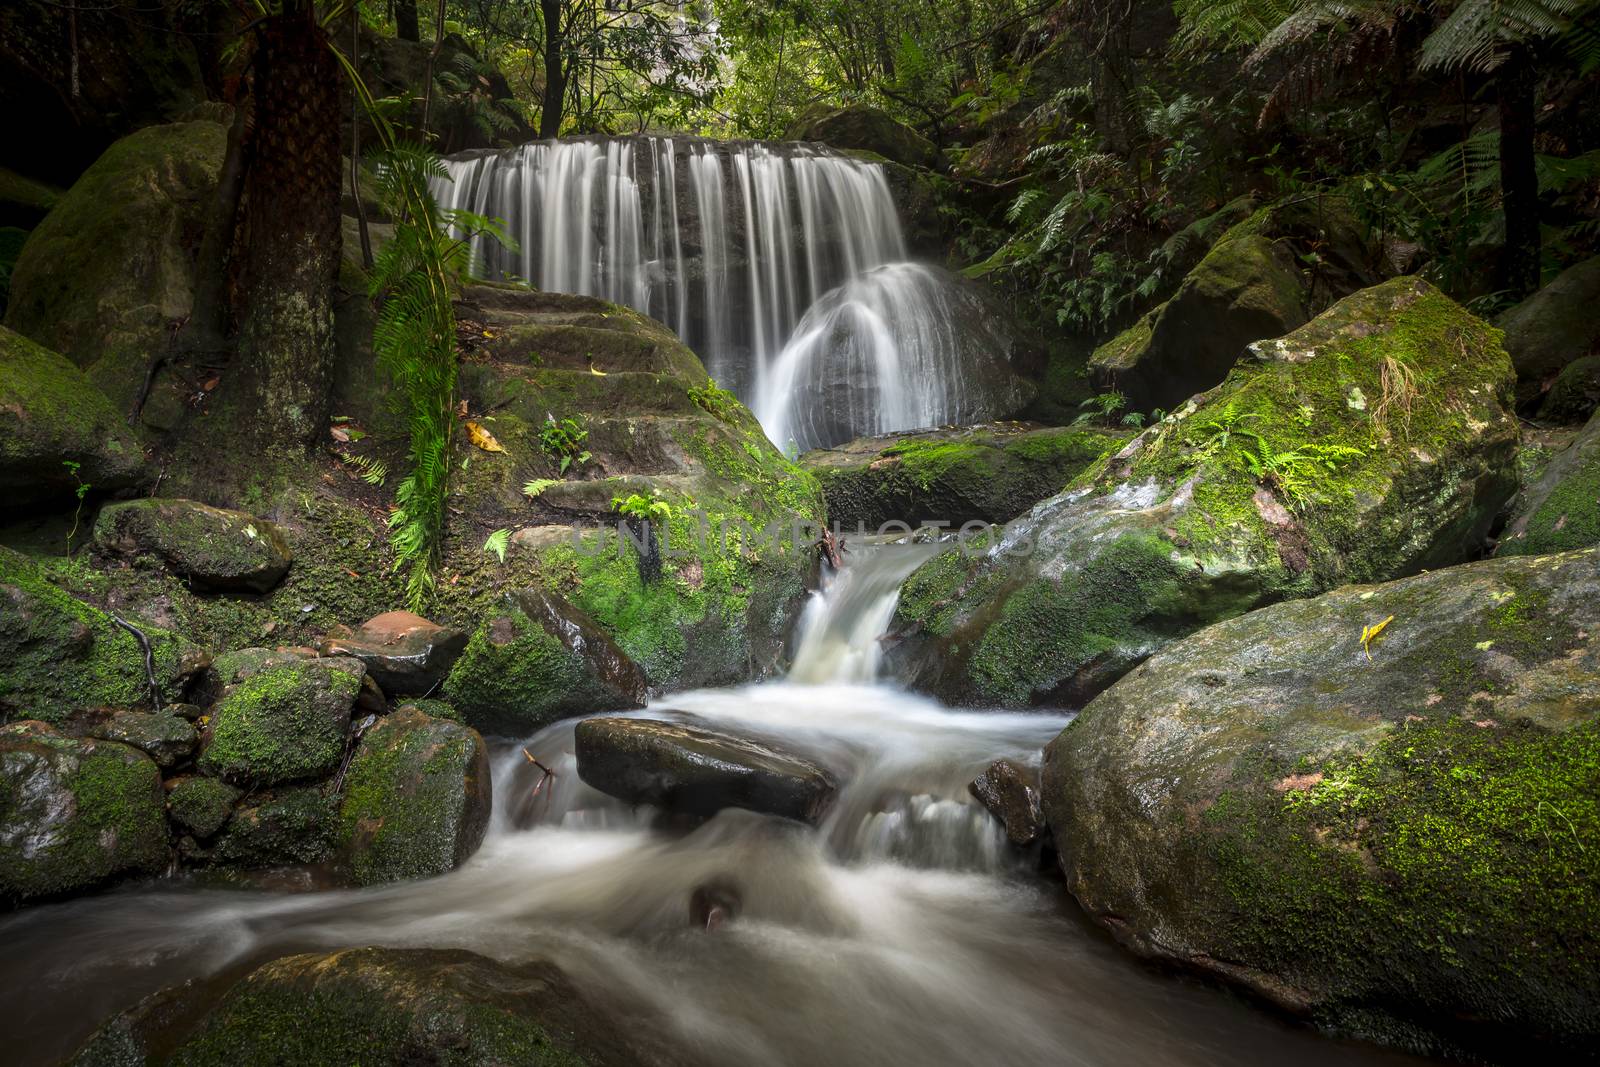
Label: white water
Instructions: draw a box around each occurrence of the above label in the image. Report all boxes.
[0,546,1415,1067]
[433,137,1025,452]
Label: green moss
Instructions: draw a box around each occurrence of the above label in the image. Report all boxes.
[210,786,338,868]
[167,776,241,839]
[1506,449,1600,555]
[444,609,600,731]
[197,662,357,786]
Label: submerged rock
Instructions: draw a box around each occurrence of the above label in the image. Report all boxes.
[968,758,1044,846]
[0,722,167,902]
[889,279,1519,707]
[1042,548,1600,1056]
[94,498,292,593]
[1497,408,1600,557]
[0,326,148,508]
[446,589,648,735]
[338,705,492,885]
[1497,254,1600,409]
[196,656,361,787]
[575,716,838,824]
[315,610,467,695]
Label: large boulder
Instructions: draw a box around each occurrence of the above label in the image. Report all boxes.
[1497,254,1600,410]
[165,775,241,840]
[94,498,293,593]
[207,786,339,869]
[0,326,147,507]
[338,705,492,885]
[78,708,196,768]
[196,656,362,787]
[785,103,940,170]
[3,120,226,413]
[1535,353,1600,424]
[1497,408,1600,557]
[72,947,652,1067]
[0,721,167,902]
[0,546,204,724]
[888,279,1520,707]
[800,423,1125,530]
[575,716,838,824]
[315,610,468,696]
[1042,549,1600,1056]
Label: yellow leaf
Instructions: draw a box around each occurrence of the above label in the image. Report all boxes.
[466,421,505,453]
[589,365,607,376]
[1360,614,1395,661]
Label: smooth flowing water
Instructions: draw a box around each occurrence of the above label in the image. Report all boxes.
[0,545,1420,1066]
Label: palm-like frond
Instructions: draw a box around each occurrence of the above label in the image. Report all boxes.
[1420,0,1591,71]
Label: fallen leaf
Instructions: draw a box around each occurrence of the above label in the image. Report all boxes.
[1360,614,1395,661]
[456,400,469,417]
[466,421,505,453]
[589,365,607,376]
[330,425,351,443]
[201,376,220,392]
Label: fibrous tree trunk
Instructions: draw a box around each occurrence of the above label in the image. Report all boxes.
[395,0,419,41]
[539,0,565,139]
[236,0,344,450]
[1497,45,1540,300]
[187,68,254,354]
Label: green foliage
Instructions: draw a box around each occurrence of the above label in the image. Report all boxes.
[1074,391,1128,426]
[687,379,740,422]
[538,415,592,474]
[612,490,672,524]
[482,528,510,563]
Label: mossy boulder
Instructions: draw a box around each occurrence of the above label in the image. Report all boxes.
[0,325,147,507]
[339,705,492,885]
[785,103,939,169]
[95,498,293,593]
[315,610,467,696]
[73,946,651,1067]
[165,775,241,839]
[1496,408,1600,557]
[1535,353,1600,424]
[0,721,166,902]
[800,423,1126,530]
[0,546,204,724]
[196,657,361,787]
[888,279,1519,707]
[1497,254,1600,409]
[1043,549,1600,1057]
[0,167,62,228]
[208,785,338,868]
[446,590,648,736]
[79,708,196,768]
[3,120,226,414]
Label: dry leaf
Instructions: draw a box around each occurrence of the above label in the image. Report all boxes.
[456,399,469,417]
[466,421,505,453]
[330,425,351,443]
[589,365,607,376]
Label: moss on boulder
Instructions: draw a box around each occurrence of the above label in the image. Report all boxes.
[1535,353,1600,424]
[95,498,293,593]
[81,709,196,768]
[1497,254,1600,409]
[1497,408,1600,557]
[785,103,939,169]
[166,775,240,839]
[196,658,360,787]
[0,325,147,507]
[889,279,1519,707]
[1042,549,1600,1056]
[338,705,491,885]
[209,785,338,868]
[0,721,167,902]
[800,422,1126,529]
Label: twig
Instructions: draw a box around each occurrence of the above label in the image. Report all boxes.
[109,613,163,711]
[522,747,557,797]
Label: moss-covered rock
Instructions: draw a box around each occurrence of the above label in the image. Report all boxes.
[1496,408,1600,556]
[95,498,293,593]
[0,546,204,724]
[1042,548,1600,1057]
[0,325,147,507]
[785,103,940,169]
[3,120,225,414]
[338,705,491,885]
[196,658,360,787]
[800,423,1126,529]
[209,785,338,868]
[889,279,1519,707]
[0,167,62,228]
[0,721,166,902]
[1497,254,1600,409]
[79,709,196,769]
[1535,353,1600,424]
[315,610,467,696]
[165,775,240,839]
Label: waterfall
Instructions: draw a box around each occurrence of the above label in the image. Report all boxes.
[435,136,1024,451]
[787,540,943,684]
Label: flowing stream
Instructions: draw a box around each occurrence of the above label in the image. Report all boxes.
[0,543,1422,1066]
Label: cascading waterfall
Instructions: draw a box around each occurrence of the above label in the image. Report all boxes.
[434,136,1025,451]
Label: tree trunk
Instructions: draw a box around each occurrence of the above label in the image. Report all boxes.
[236,0,343,449]
[1497,45,1540,299]
[186,72,253,353]
[395,0,419,42]
[539,0,565,139]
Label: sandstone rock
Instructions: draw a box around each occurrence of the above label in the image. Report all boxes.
[316,610,467,696]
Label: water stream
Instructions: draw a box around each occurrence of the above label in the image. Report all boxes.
[0,543,1420,1066]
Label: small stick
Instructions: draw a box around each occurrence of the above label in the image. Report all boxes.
[522,748,557,796]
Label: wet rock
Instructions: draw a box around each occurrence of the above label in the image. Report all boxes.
[1042,548,1600,1056]
[210,786,338,868]
[575,716,837,824]
[197,657,361,787]
[801,423,1125,529]
[95,498,293,593]
[446,589,648,735]
[72,946,658,1067]
[1536,354,1600,424]
[165,775,241,839]
[889,279,1519,708]
[0,546,206,724]
[968,758,1044,846]
[315,610,467,696]
[80,709,196,768]
[338,705,491,885]
[1497,408,1600,557]
[0,721,166,902]
[786,103,940,169]
[1497,254,1600,409]
[0,325,148,508]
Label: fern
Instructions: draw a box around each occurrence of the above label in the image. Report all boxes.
[483,528,510,563]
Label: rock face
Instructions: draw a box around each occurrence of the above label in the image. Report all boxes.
[1497,409,1600,557]
[785,103,940,169]
[889,279,1519,707]
[1536,353,1600,424]
[1498,254,1600,409]
[165,775,240,839]
[968,758,1044,846]
[4,120,226,413]
[197,656,362,787]
[1042,549,1600,1056]
[0,721,167,902]
[81,709,196,768]
[95,498,293,593]
[339,705,492,885]
[0,326,147,507]
[316,610,467,695]
[447,589,649,735]
[0,546,203,723]
[576,716,838,824]
[73,947,650,1067]
[801,424,1125,529]
[209,786,339,868]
